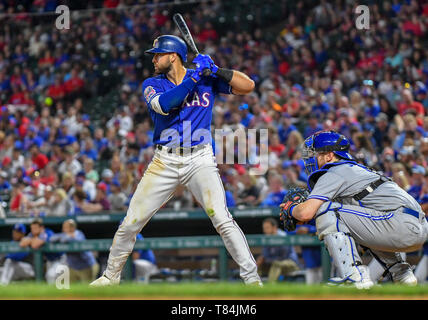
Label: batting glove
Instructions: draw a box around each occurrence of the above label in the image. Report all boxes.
[191,54,213,82]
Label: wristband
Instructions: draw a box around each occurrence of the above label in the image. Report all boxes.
[289,204,296,218]
[215,68,233,83]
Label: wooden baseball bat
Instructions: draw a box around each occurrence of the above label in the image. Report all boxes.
[173,13,211,77]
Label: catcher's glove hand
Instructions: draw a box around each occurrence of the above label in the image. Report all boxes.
[279,187,309,231]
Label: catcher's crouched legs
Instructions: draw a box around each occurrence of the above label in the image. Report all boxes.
[368,250,416,285]
[315,202,373,288]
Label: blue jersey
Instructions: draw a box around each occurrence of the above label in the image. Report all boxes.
[5,240,30,262]
[50,230,96,270]
[27,228,64,261]
[141,69,231,147]
[135,233,156,265]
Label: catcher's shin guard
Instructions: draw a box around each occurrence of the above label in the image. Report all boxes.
[324,232,372,287]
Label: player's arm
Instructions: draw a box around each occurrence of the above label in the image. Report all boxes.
[229,70,255,95]
[143,56,211,115]
[291,172,344,222]
[19,237,32,247]
[30,237,46,249]
[211,63,255,95]
[289,198,325,222]
[143,79,194,116]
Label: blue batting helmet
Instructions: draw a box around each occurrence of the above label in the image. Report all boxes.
[301,130,353,175]
[145,35,188,62]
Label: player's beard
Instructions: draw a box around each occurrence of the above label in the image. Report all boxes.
[154,61,172,76]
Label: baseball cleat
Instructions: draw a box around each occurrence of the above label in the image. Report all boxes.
[89,274,120,287]
[328,265,374,289]
[248,280,263,287]
[393,270,418,286]
[327,277,374,289]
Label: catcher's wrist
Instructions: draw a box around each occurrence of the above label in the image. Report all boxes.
[289,204,296,218]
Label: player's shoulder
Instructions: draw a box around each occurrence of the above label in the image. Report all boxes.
[141,75,165,102]
[141,74,165,88]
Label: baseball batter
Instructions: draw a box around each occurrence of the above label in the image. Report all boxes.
[280,131,428,288]
[91,35,262,286]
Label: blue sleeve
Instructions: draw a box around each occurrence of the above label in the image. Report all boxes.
[142,78,163,106]
[296,223,317,234]
[39,231,49,242]
[225,190,236,207]
[158,78,197,113]
[6,252,29,261]
[142,77,197,114]
[260,194,274,207]
[139,249,156,264]
[48,233,63,242]
[73,230,86,242]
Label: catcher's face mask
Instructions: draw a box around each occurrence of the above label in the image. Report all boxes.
[301,130,352,176]
[301,135,319,176]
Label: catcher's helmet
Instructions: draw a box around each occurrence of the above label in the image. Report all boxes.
[301,130,353,175]
[145,35,188,62]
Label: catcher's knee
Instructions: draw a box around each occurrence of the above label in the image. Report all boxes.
[315,202,345,240]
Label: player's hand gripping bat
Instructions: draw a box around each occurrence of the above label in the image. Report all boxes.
[173,13,212,77]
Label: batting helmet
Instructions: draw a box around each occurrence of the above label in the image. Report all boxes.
[145,35,188,62]
[301,130,353,175]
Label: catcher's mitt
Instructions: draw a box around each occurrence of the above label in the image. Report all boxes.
[279,187,309,231]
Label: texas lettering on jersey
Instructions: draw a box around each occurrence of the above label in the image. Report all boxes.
[183,92,210,108]
[141,69,231,147]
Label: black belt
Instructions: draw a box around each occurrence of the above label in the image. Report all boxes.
[353,177,390,201]
[156,144,204,155]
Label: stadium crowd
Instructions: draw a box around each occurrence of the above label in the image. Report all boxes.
[0,0,426,220]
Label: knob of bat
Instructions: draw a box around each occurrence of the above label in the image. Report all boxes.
[202,68,212,77]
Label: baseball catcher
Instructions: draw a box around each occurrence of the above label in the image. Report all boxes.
[279,130,428,288]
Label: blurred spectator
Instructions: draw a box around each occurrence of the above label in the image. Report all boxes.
[268,133,286,158]
[58,147,82,176]
[236,172,261,207]
[0,0,425,216]
[260,174,287,207]
[256,218,300,283]
[76,171,96,201]
[311,92,330,121]
[303,114,323,138]
[0,223,34,285]
[130,233,159,283]
[281,162,306,189]
[397,89,424,122]
[44,188,71,217]
[82,157,99,184]
[293,222,322,284]
[407,165,426,201]
[9,180,28,216]
[50,220,99,283]
[19,218,65,284]
[108,180,127,212]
